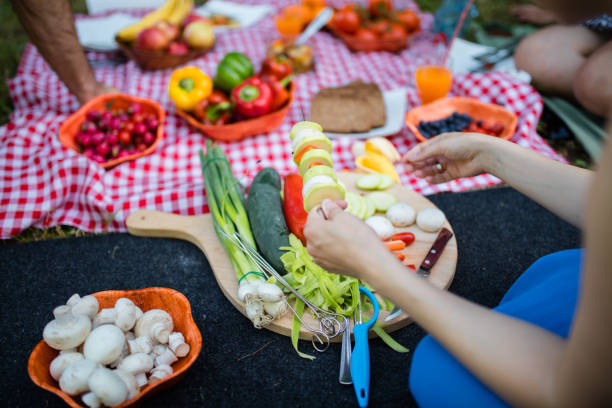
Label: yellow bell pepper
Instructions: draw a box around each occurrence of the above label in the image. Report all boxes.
[168,66,213,111]
[355,152,400,182]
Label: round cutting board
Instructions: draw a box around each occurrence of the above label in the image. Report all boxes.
[126,172,457,341]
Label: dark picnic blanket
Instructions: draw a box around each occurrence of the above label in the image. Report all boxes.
[0,187,580,407]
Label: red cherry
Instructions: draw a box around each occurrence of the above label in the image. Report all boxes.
[143,132,155,145]
[96,142,110,157]
[134,123,147,135]
[119,131,131,145]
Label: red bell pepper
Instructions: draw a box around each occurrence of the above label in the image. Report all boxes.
[283,173,308,244]
[261,74,292,111]
[193,90,232,125]
[231,77,273,118]
[261,56,293,81]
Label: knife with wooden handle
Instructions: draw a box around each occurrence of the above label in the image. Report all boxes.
[384,228,453,322]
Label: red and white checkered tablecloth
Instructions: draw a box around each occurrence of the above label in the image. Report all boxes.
[0,0,564,239]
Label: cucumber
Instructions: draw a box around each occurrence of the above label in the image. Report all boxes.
[356,174,382,191]
[377,174,394,190]
[367,192,397,212]
[247,168,290,273]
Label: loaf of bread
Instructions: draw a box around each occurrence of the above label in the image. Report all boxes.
[309,81,386,133]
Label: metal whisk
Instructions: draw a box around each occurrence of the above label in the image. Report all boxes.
[220,230,348,352]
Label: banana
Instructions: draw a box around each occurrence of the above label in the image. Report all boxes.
[166,0,194,26]
[116,0,178,42]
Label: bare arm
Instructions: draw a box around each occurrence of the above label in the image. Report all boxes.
[306,125,612,408]
[10,0,110,104]
[403,133,592,228]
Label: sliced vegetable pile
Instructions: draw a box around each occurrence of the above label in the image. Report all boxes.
[290,121,346,211]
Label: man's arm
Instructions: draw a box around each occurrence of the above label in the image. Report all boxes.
[10,0,110,104]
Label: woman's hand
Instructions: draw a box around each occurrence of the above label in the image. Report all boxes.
[303,199,392,279]
[403,132,498,184]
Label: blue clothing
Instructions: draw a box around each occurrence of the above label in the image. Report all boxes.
[409,249,582,407]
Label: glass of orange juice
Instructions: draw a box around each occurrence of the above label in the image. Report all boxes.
[415,65,453,105]
[275,13,304,38]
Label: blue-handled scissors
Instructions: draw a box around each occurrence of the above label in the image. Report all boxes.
[350,286,380,408]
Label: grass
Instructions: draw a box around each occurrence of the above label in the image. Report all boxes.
[0,0,592,243]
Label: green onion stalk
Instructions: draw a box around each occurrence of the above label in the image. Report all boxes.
[200,142,278,328]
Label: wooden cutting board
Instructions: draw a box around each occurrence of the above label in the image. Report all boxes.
[126,172,457,341]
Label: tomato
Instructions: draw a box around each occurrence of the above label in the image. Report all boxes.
[369,0,391,17]
[119,131,132,145]
[391,232,415,246]
[368,19,391,36]
[398,9,420,32]
[332,8,360,34]
[382,23,407,41]
[355,28,377,42]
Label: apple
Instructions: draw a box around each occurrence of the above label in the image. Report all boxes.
[168,41,189,55]
[183,14,210,27]
[136,26,170,51]
[154,20,179,42]
[182,21,215,49]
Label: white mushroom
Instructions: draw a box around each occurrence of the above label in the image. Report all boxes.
[113,368,140,401]
[386,202,416,227]
[83,324,126,365]
[416,207,446,233]
[114,298,143,331]
[168,332,190,358]
[43,305,92,350]
[92,308,116,328]
[128,336,153,355]
[59,359,99,395]
[365,216,395,240]
[88,367,128,407]
[134,309,173,344]
[118,353,154,375]
[50,351,84,381]
[148,364,172,384]
[67,294,99,320]
[152,344,168,356]
[134,373,148,388]
[155,348,177,367]
[81,392,101,408]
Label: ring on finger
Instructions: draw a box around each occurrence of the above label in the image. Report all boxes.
[316,206,329,220]
[434,162,445,173]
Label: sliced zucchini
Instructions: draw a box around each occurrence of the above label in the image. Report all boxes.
[364,196,376,219]
[303,183,345,212]
[356,174,382,191]
[298,149,333,175]
[367,192,398,212]
[289,121,323,141]
[377,174,394,190]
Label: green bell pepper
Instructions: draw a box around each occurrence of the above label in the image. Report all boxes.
[213,52,254,92]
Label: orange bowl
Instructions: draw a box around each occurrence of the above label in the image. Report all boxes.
[28,287,202,408]
[116,38,213,71]
[58,93,165,169]
[177,83,294,142]
[405,97,518,142]
[328,24,418,53]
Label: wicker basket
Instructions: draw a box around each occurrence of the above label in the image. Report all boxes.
[116,37,213,70]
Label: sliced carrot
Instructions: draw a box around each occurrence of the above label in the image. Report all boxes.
[308,161,324,168]
[394,253,406,261]
[294,145,316,164]
[384,240,406,251]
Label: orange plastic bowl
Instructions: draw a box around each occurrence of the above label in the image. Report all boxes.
[328,24,418,53]
[28,287,202,408]
[405,97,518,142]
[58,94,165,169]
[176,83,294,142]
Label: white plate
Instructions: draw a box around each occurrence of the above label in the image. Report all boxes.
[76,13,140,52]
[195,0,273,31]
[324,88,407,139]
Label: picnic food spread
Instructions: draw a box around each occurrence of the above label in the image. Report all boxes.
[8,0,564,406]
